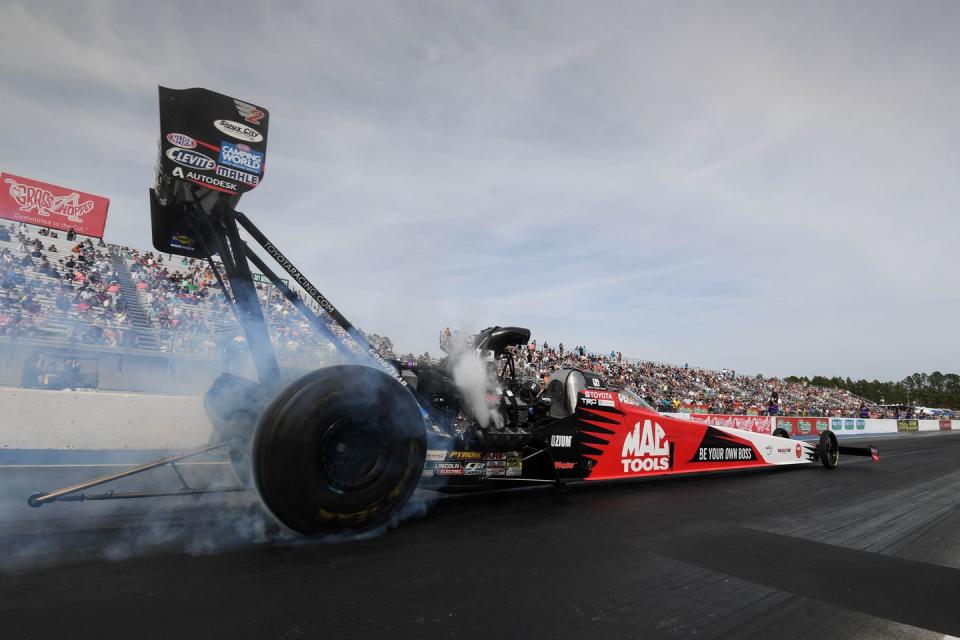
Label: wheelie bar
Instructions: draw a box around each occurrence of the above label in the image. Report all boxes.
[838,445,880,461]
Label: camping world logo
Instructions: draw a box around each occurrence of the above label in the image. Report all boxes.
[621,419,671,473]
[4,178,94,222]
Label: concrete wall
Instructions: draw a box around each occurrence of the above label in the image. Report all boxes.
[0,390,952,454]
[0,387,211,450]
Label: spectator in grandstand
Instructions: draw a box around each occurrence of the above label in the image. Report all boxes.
[66,228,76,241]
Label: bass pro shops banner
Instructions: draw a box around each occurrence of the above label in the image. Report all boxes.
[0,173,110,238]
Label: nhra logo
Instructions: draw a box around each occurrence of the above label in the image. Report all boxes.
[4,178,94,222]
[621,420,670,473]
[165,132,196,149]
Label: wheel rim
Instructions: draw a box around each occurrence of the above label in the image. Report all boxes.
[316,417,389,492]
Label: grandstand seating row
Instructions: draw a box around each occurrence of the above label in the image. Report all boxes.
[0,221,874,416]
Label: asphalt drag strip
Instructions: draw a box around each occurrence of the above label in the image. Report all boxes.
[1,431,959,640]
[659,526,960,636]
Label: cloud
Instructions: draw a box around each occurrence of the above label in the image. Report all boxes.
[1,0,957,379]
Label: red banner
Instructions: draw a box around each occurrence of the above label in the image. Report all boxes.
[940,419,953,431]
[685,414,772,434]
[0,173,109,238]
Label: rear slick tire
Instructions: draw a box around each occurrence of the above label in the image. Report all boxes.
[818,430,840,469]
[253,365,425,536]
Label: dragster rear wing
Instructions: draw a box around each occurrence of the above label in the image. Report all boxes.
[152,86,269,258]
[839,444,881,462]
[147,85,406,390]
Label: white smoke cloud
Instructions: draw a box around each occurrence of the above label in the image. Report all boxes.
[445,331,502,429]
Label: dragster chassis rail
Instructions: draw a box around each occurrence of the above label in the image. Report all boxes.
[28,191,409,509]
[28,440,245,507]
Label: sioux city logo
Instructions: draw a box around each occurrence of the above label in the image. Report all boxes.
[4,178,94,222]
[621,420,671,473]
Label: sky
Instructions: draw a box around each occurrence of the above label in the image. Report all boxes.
[1,1,957,380]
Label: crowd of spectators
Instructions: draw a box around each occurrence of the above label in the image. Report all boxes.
[505,340,873,417]
[502,340,875,417]
[125,249,221,354]
[0,222,134,347]
[123,248,348,362]
[0,222,882,416]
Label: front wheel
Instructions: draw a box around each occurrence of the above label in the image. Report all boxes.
[818,430,839,469]
[253,365,425,536]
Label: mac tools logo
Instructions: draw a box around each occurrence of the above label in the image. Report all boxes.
[621,420,671,473]
[4,178,94,222]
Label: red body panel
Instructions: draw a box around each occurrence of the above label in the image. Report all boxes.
[578,391,814,481]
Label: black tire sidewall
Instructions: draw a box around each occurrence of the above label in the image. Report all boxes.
[253,365,425,535]
[818,430,839,469]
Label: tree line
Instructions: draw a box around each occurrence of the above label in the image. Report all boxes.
[785,372,960,409]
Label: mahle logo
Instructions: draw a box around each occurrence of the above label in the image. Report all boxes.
[621,420,670,473]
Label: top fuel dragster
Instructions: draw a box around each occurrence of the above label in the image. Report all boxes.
[27,87,879,536]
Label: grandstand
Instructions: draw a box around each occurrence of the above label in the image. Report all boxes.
[0,221,879,416]
[514,345,877,418]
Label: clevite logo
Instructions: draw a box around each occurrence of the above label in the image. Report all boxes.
[213,119,263,143]
[234,99,266,124]
[219,141,264,174]
[550,435,572,448]
[621,420,670,473]
[166,147,216,170]
[165,133,196,149]
[4,178,94,222]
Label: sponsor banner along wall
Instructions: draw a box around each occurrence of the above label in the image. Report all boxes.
[0,173,110,237]
[661,413,953,436]
[897,419,919,432]
[681,413,773,434]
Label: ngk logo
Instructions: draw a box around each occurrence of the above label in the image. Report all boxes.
[621,420,670,473]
